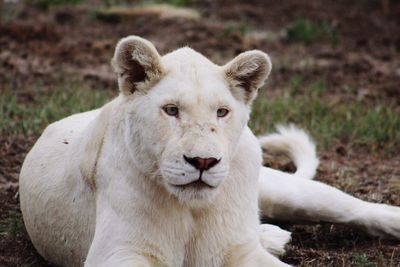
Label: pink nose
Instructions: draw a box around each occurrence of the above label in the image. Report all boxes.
[184,156,221,171]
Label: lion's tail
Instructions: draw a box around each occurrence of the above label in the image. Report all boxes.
[258,125,319,180]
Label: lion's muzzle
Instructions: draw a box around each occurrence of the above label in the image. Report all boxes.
[183,156,221,171]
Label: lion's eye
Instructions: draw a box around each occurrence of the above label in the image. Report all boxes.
[217,108,229,118]
[163,105,179,117]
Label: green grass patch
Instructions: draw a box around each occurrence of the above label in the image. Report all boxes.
[2,78,398,154]
[223,22,251,37]
[0,211,24,240]
[31,0,84,9]
[99,0,191,7]
[250,82,400,153]
[0,80,112,137]
[162,0,190,7]
[138,0,190,7]
[351,253,378,267]
[287,18,339,47]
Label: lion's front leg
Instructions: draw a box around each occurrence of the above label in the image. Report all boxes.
[259,224,291,257]
[85,227,160,267]
[225,242,291,267]
[85,251,154,267]
[85,226,169,267]
[84,199,173,267]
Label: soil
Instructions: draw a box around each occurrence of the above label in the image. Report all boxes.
[0,0,399,266]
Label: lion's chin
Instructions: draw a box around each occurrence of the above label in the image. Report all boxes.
[171,179,216,190]
[165,182,220,207]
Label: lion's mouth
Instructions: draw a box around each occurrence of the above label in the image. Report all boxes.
[172,179,215,190]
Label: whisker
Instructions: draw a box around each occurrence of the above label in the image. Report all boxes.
[207,172,227,176]
[163,164,198,174]
[162,170,181,176]
[163,165,183,171]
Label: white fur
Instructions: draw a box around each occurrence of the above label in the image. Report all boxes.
[258,128,400,240]
[19,36,400,267]
[259,166,400,239]
[259,125,319,180]
[259,224,291,257]
[20,36,287,267]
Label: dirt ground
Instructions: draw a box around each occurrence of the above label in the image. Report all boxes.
[1,0,400,266]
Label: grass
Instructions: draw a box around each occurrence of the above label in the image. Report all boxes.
[223,22,251,37]
[1,77,398,155]
[161,0,190,7]
[0,80,112,137]
[138,0,190,7]
[99,0,191,8]
[287,18,339,47]
[0,210,24,240]
[31,0,84,9]
[29,0,192,9]
[250,80,400,154]
[351,253,379,267]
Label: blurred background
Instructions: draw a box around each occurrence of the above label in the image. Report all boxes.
[0,0,399,266]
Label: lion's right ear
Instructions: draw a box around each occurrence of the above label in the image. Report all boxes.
[111,36,164,95]
[224,50,272,104]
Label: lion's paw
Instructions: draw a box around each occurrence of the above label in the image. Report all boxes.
[259,224,291,256]
[362,203,400,240]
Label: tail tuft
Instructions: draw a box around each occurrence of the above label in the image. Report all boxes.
[258,125,319,179]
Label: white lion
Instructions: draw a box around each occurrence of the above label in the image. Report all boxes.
[19,36,400,267]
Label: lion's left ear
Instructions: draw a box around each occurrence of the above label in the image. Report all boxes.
[111,36,164,95]
[224,50,272,104]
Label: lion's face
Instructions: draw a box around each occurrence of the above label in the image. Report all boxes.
[112,36,271,205]
[131,54,250,204]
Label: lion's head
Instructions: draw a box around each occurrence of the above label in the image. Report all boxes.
[111,36,271,205]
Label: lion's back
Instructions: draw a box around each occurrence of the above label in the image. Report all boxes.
[20,109,101,266]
